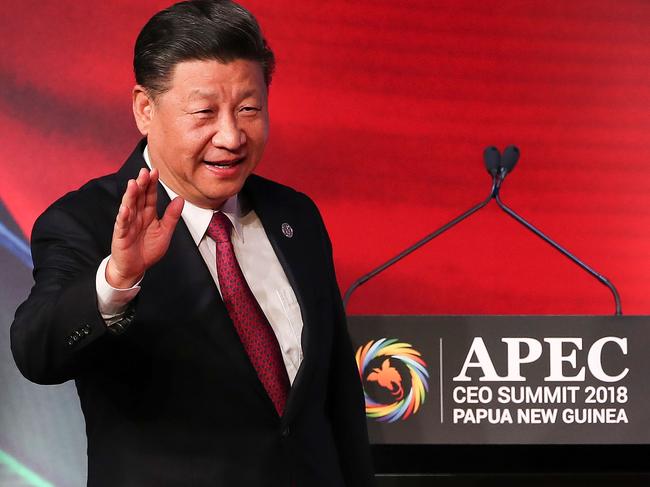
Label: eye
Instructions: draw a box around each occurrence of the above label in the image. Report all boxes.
[238,106,261,116]
[190,109,214,119]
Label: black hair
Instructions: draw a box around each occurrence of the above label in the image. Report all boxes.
[134,0,275,96]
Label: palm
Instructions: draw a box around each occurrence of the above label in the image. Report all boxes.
[107,168,184,288]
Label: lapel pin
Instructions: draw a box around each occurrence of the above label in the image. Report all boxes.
[281,223,294,238]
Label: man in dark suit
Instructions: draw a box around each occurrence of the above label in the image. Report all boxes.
[10,1,374,485]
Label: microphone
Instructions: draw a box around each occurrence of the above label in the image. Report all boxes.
[500,145,519,176]
[483,146,501,177]
[495,145,520,193]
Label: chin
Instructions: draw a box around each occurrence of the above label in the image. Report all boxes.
[203,188,240,206]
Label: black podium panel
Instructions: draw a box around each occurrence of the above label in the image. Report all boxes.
[347,315,650,479]
[375,473,650,487]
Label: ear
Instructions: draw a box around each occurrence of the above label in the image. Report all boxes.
[132,85,154,136]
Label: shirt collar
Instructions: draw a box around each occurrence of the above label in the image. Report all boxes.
[143,145,243,245]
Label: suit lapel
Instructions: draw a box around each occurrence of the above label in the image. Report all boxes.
[119,145,314,420]
[150,182,277,415]
[119,143,274,415]
[243,177,319,422]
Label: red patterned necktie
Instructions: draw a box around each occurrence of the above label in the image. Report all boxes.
[206,211,290,416]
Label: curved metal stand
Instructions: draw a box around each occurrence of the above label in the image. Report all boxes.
[343,172,622,316]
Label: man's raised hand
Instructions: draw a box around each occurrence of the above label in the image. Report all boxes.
[106,168,184,288]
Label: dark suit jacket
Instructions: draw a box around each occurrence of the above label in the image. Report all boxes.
[11,140,374,487]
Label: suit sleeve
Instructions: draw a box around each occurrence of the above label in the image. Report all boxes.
[11,204,114,385]
[309,200,375,486]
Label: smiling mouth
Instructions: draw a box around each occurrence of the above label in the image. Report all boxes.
[204,158,244,168]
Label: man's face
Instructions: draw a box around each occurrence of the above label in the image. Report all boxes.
[134,59,269,209]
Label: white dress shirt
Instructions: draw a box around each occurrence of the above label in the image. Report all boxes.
[95,148,304,383]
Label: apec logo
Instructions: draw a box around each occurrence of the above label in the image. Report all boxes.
[355,338,429,423]
[453,336,629,382]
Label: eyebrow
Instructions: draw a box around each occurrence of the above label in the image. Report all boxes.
[187,88,260,100]
[187,88,215,99]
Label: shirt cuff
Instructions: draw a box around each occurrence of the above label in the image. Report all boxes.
[96,255,142,320]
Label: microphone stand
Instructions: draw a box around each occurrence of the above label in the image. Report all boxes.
[342,176,498,308]
[343,168,623,316]
[493,176,622,316]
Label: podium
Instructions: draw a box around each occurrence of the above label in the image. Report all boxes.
[347,315,650,486]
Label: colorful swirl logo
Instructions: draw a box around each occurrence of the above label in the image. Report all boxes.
[355,338,429,423]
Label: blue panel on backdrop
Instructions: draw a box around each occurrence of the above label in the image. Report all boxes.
[1,199,86,486]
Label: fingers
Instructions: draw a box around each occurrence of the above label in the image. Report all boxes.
[114,179,138,236]
[114,167,177,244]
[109,168,171,287]
[113,203,131,239]
[135,168,150,213]
[142,168,159,222]
[122,168,151,218]
[114,168,150,239]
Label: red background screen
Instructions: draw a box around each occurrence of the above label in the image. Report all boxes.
[2,0,649,315]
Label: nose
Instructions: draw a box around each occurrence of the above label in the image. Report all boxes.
[211,113,246,151]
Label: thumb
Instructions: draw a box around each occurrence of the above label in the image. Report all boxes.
[160,196,184,233]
